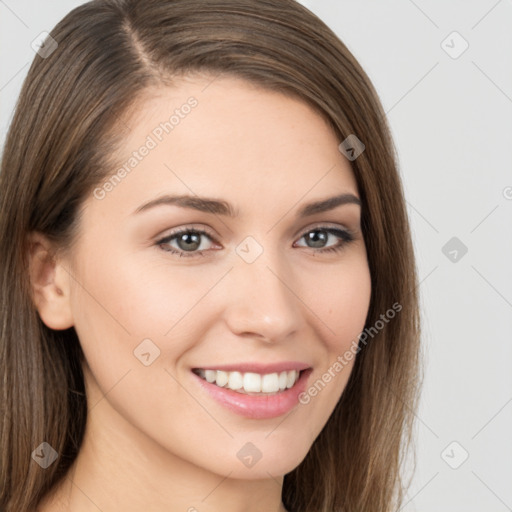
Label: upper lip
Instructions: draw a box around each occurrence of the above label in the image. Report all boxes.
[192,362,311,374]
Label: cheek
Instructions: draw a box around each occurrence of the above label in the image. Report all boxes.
[68,246,223,462]
[72,240,218,343]
[312,255,372,351]
[68,242,230,418]
[284,253,371,428]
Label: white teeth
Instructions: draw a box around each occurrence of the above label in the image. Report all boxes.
[205,369,216,383]
[243,372,261,392]
[195,368,301,394]
[228,371,243,390]
[286,370,296,389]
[278,371,288,390]
[215,370,229,387]
[261,373,279,393]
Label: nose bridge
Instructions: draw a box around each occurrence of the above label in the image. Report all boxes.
[223,243,302,341]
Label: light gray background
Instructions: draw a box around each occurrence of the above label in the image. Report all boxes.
[1,1,511,510]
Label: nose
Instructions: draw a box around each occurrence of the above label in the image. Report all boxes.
[221,252,304,344]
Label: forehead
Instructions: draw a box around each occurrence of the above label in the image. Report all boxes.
[88,75,359,219]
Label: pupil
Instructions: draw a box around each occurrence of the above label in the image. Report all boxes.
[178,233,200,251]
[307,230,327,248]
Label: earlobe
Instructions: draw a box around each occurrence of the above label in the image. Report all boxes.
[27,232,74,330]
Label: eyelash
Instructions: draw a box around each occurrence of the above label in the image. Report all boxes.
[156,225,355,258]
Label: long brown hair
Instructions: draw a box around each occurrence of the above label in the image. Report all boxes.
[0,1,421,510]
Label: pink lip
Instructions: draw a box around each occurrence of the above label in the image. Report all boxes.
[192,361,311,373]
[191,365,313,419]
[192,368,313,420]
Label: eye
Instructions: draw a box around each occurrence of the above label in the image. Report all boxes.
[156,227,217,258]
[156,225,355,258]
[294,226,355,254]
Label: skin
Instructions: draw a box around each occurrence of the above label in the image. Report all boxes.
[30,75,372,512]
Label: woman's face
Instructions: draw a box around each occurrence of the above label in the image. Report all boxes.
[60,75,371,479]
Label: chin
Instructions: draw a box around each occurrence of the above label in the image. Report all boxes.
[215,440,311,480]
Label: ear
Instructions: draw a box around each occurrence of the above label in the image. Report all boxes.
[27,232,74,330]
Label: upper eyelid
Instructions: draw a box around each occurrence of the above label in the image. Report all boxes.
[156,225,217,242]
[291,222,352,240]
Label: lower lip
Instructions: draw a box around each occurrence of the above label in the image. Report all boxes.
[192,369,312,419]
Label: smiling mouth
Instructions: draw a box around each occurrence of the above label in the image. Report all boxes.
[192,368,303,395]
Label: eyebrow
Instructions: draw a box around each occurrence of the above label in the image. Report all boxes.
[133,192,361,217]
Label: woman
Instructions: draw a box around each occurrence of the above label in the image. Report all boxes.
[0,0,421,510]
